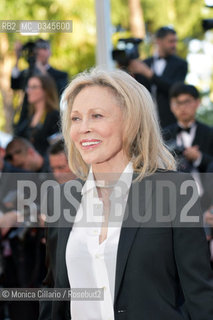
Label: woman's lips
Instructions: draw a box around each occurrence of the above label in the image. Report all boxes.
[80,139,102,149]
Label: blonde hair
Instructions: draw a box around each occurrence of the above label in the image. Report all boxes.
[62,68,176,181]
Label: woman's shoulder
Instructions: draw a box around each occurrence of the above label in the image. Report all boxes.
[134,169,194,182]
[133,170,196,195]
[151,169,194,184]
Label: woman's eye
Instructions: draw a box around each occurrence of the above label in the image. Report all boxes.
[93,114,103,118]
[71,116,80,121]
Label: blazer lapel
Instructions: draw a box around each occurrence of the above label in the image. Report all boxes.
[192,122,202,146]
[169,123,179,140]
[114,176,153,302]
[146,57,154,68]
[161,55,173,76]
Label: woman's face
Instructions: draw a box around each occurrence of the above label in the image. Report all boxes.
[70,85,128,171]
[26,77,45,105]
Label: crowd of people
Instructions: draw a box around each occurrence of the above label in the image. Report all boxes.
[0,26,213,320]
[0,38,69,320]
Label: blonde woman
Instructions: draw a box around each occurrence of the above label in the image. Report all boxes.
[40,68,213,320]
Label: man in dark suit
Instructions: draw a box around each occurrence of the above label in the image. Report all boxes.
[164,83,213,265]
[11,39,68,125]
[164,83,213,175]
[128,26,188,128]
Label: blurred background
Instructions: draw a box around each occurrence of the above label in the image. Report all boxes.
[1,0,213,135]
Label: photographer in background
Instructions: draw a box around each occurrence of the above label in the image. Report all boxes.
[164,83,213,195]
[128,26,188,128]
[112,37,142,73]
[11,39,68,96]
[11,39,68,129]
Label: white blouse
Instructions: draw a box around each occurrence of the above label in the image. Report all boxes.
[65,162,133,320]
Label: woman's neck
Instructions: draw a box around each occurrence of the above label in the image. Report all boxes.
[34,100,45,113]
[30,102,45,127]
[92,156,129,185]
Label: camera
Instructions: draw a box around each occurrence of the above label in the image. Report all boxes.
[112,37,143,67]
[202,19,213,31]
[166,140,185,156]
[166,140,192,172]
[21,41,37,71]
[173,145,185,157]
[18,40,44,89]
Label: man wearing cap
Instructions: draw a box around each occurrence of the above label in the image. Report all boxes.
[128,26,188,128]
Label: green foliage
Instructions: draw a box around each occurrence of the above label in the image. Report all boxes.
[141,0,204,36]
[140,0,206,58]
[1,0,212,76]
[0,0,96,78]
[196,105,213,126]
[111,0,129,28]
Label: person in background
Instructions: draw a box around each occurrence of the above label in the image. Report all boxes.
[128,26,188,128]
[49,139,75,184]
[0,144,27,220]
[0,145,26,320]
[14,74,60,156]
[164,83,213,176]
[11,39,68,96]
[39,140,76,320]
[1,138,52,320]
[3,138,52,232]
[5,137,50,173]
[40,68,213,320]
[4,137,51,231]
[0,138,46,320]
[0,144,26,174]
[11,39,68,127]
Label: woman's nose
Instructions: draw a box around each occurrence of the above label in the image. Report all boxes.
[79,118,91,133]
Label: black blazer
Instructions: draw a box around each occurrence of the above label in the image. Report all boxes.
[164,121,213,173]
[14,109,60,156]
[39,172,213,320]
[135,55,187,128]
